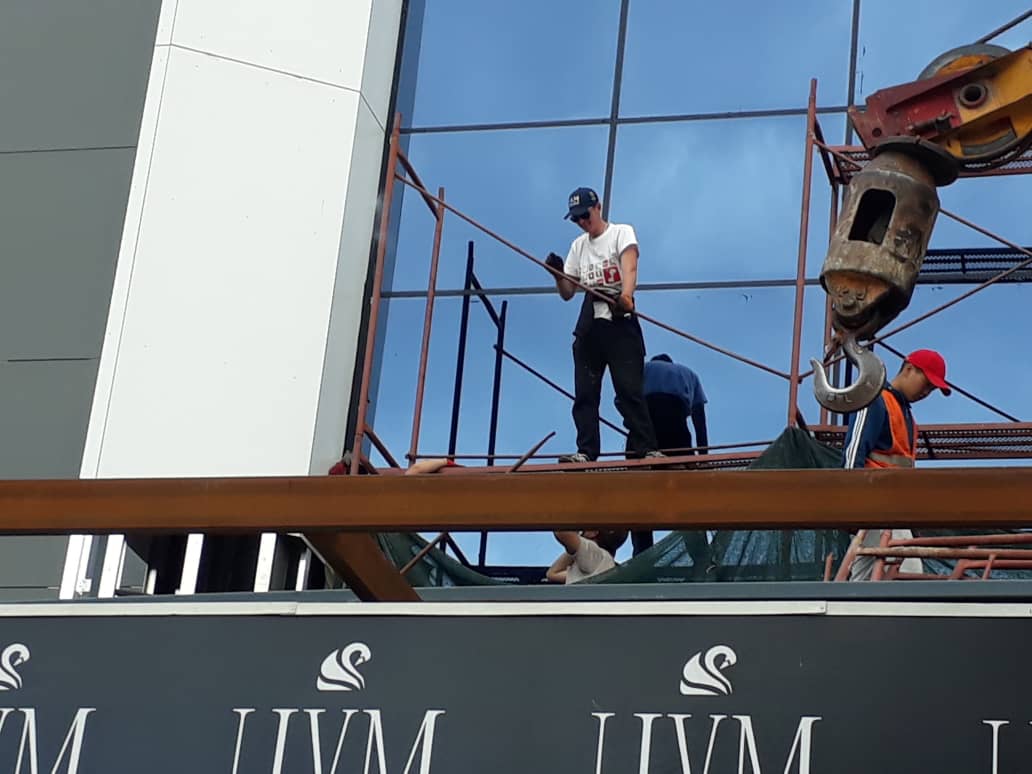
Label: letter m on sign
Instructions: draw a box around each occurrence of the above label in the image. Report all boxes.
[0,708,96,774]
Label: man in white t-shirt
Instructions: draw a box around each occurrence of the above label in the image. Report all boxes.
[546,529,627,584]
[544,187,660,463]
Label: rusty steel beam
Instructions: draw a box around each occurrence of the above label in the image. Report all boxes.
[3,468,1032,534]
[305,532,419,602]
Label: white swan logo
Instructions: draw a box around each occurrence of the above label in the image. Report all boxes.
[0,643,30,692]
[317,642,372,692]
[679,645,737,696]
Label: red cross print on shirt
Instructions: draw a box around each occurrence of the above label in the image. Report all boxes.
[603,265,622,284]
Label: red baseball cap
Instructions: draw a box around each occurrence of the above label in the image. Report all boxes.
[906,349,951,395]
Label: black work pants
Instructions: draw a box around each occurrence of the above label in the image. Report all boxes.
[629,392,693,555]
[572,316,657,461]
[644,393,693,453]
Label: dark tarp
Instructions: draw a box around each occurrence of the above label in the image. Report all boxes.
[583,426,849,584]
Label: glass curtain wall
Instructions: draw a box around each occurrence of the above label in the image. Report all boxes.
[367,0,1032,565]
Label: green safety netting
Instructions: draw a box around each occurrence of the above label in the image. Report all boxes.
[378,427,1032,585]
[378,533,508,587]
[590,426,849,584]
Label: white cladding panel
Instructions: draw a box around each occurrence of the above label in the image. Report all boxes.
[361,0,405,128]
[155,0,178,45]
[310,97,386,472]
[83,0,403,479]
[171,0,377,91]
[96,50,360,476]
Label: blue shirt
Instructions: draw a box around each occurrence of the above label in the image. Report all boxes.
[841,385,915,469]
[643,361,707,414]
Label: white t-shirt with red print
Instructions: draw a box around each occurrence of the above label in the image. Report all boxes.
[564,537,616,584]
[563,223,638,321]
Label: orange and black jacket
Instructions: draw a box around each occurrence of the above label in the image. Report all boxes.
[842,386,916,469]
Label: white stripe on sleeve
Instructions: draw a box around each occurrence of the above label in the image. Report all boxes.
[844,407,868,468]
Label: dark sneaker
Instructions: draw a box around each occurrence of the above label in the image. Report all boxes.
[558,453,591,463]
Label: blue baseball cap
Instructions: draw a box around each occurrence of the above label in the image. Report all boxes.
[564,187,599,219]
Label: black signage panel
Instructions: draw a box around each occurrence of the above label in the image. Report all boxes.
[0,604,1028,772]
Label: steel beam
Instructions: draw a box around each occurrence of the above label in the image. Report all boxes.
[304,532,418,602]
[3,468,1032,533]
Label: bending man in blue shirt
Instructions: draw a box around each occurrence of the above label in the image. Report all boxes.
[622,354,710,558]
[642,354,709,453]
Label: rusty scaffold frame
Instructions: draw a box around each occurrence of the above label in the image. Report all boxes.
[348,123,793,482]
[354,92,1032,489]
[319,63,1032,587]
[347,89,1032,471]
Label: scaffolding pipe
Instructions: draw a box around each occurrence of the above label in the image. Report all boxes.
[976,8,1032,43]
[858,546,1032,560]
[408,186,446,463]
[400,532,448,575]
[383,277,818,298]
[844,0,861,145]
[351,119,401,475]
[820,178,841,425]
[788,79,817,426]
[410,439,773,460]
[480,299,509,565]
[448,244,476,456]
[509,431,558,473]
[487,301,508,464]
[495,345,628,437]
[365,426,402,469]
[894,533,1032,547]
[396,152,441,217]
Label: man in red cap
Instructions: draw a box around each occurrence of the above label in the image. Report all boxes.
[842,349,951,580]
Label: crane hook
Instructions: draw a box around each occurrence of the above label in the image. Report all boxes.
[810,336,886,412]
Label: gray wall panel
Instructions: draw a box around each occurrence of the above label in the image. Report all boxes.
[0,0,161,151]
[0,148,135,358]
[0,1,159,601]
[0,587,60,601]
[0,360,98,478]
[0,359,95,594]
[0,537,68,587]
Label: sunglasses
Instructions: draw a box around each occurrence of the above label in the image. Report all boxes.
[570,211,592,223]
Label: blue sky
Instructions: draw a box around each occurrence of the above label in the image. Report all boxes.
[367,1,1032,566]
